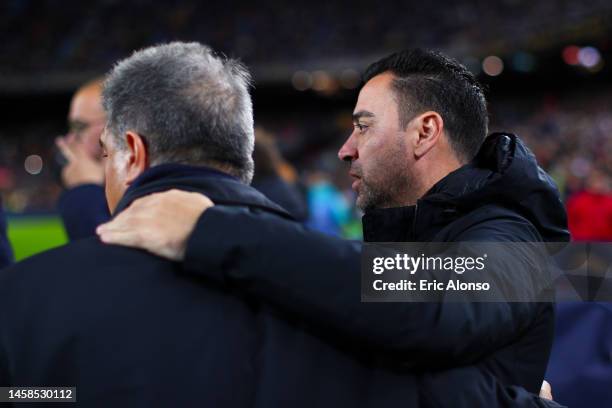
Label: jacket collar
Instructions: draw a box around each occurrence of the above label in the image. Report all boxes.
[114,163,293,220]
[362,133,569,243]
[362,161,487,243]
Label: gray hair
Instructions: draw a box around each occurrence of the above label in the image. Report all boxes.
[102,42,255,183]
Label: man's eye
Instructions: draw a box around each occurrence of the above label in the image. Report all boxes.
[354,123,368,132]
[69,123,87,134]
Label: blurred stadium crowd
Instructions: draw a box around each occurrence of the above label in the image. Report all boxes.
[1,0,612,80]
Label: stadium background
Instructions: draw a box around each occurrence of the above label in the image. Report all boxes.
[0,0,611,259]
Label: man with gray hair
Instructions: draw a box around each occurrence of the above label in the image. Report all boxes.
[0,42,294,406]
[100,41,255,212]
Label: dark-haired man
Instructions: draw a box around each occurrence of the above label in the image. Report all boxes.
[99,49,568,406]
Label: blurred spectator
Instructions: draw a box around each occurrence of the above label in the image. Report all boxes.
[0,201,13,268]
[490,89,612,201]
[252,127,308,221]
[304,169,352,236]
[546,302,612,408]
[1,0,611,76]
[55,78,110,240]
[566,168,612,241]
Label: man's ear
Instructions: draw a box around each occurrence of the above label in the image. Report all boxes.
[413,111,444,158]
[124,131,149,184]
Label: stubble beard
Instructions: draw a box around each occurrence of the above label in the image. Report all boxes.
[355,166,416,211]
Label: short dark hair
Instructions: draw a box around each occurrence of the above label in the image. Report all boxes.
[364,49,488,161]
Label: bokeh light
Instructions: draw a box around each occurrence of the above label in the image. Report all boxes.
[24,155,43,175]
[482,56,504,76]
[291,71,312,91]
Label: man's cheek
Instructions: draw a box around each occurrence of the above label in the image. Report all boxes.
[87,134,104,158]
[104,162,113,182]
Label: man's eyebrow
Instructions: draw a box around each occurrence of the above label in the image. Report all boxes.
[352,111,375,122]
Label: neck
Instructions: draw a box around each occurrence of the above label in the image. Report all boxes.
[407,153,464,206]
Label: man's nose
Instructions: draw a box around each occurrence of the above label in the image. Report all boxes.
[338,135,358,162]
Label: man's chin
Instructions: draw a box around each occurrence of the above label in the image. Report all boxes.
[355,194,374,212]
[355,186,395,212]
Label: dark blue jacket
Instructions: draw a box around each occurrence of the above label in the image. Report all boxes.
[178,134,570,407]
[0,164,432,407]
[57,184,110,241]
[0,201,12,269]
[546,302,612,408]
[252,175,308,222]
[57,179,306,240]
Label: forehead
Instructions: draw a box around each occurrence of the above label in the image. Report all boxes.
[69,87,105,121]
[354,72,398,120]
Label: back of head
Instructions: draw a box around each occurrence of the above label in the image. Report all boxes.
[102,42,255,183]
[364,49,488,162]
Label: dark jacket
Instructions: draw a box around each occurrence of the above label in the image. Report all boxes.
[252,175,308,222]
[546,302,612,408]
[57,179,306,241]
[178,134,569,407]
[57,184,111,240]
[0,164,434,408]
[0,201,12,269]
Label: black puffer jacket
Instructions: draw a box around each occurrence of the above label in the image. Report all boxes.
[177,134,570,407]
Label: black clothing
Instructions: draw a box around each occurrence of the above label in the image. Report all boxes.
[57,184,111,240]
[252,175,308,222]
[0,201,12,269]
[0,164,422,407]
[179,134,569,407]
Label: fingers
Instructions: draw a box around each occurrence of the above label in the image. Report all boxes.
[97,215,138,244]
[57,135,92,162]
[96,190,215,261]
[98,228,143,248]
[55,137,77,163]
[540,380,553,400]
[97,209,151,252]
[98,216,180,261]
[57,136,105,187]
[97,201,145,234]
